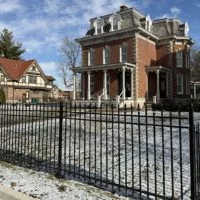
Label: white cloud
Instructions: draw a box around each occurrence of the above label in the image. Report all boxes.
[170,6,181,16]
[0,0,23,13]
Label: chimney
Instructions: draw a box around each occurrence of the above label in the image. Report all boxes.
[120,5,128,11]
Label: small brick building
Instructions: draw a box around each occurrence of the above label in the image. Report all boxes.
[74,5,194,107]
[0,57,54,103]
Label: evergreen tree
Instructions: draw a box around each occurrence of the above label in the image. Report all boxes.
[0,29,25,60]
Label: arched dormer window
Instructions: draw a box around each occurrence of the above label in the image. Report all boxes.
[109,13,122,31]
[94,18,104,35]
[185,22,189,37]
[146,15,152,32]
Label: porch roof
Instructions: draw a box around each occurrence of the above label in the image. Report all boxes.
[146,66,170,72]
[72,62,136,73]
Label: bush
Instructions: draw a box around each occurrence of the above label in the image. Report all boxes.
[152,100,200,112]
[0,89,6,104]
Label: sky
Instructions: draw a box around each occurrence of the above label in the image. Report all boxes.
[0,0,199,89]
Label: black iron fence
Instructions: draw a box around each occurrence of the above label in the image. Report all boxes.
[0,102,199,199]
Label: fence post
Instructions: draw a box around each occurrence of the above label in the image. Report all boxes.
[189,104,195,200]
[57,101,63,178]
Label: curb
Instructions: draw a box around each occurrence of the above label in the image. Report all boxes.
[0,185,37,200]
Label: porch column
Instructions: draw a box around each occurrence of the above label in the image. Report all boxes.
[131,69,134,99]
[194,82,197,99]
[87,71,91,100]
[156,70,160,102]
[103,70,107,100]
[73,73,76,100]
[166,72,169,98]
[122,67,126,100]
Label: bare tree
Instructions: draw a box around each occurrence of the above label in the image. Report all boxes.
[58,37,80,88]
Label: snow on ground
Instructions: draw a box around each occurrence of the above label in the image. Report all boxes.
[0,161,129,200]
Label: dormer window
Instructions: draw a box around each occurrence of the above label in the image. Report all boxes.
[109,14,122,31]
[184,22,189,37]
[146,15,152,32]
[113,16,118,30]
[97,21,101,34]
[179,22,189,37]
[94,18,104,35]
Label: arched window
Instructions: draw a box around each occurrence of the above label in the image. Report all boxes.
[113,16,118,30]
[109,13,122,31]
[94,18,104,35]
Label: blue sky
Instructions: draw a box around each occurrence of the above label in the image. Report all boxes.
[0,0,199,89]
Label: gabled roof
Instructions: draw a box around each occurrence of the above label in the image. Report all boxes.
[0,57,34,81]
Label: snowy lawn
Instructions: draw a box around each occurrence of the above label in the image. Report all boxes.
[0,161,129,200]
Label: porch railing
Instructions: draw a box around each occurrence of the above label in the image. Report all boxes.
[116,89,126,108]
[97,89,105,107]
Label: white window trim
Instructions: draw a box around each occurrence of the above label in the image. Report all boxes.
[109,13,122,32]
[176,51,183,68]
[88,51,90,66]
[88,48,94,66]
[103,46,110,64]
[94,18,104,35]
[120,43,128,62]
[177,75,184,95]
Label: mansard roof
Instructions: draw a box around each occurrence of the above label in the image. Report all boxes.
[78,5,192,43]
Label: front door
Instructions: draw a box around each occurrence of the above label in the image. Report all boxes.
[160,77,166,98]
[118,71,131,97]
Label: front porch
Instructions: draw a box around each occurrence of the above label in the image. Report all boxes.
[72,63,136,107]
[146,66,170,104]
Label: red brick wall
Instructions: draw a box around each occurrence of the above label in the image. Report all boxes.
[82,37,134,98]
[156,45,169,68]
[137,36,157,98]
[172,43,191,99]
[83,37,133,66]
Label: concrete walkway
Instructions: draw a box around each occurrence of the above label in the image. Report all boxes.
[0,185,37,200]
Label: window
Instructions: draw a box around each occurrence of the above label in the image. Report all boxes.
[177,75,183,94]
[28,75,37,84]
[0,74,5,82]
[31,66,36,71]
[22,76,26,83]
[90,73,95,95]
[113,16,118,30]
[103,47,110,64]
[97,21,102,34]
[88,49,94,66]
[120,45,127,62]
[176,51,183,68]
